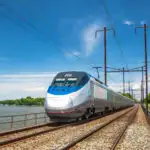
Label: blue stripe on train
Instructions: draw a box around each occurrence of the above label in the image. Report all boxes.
[47,86,83,95]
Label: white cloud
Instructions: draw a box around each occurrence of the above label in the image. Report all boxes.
[73,51,80,56]
[107,72,150,101]
[0,72,57,100]
[140,20,146,25]
[82,23,102,56]
[0,73,56,78]
[64,51,81,58]
[123,20,134,26]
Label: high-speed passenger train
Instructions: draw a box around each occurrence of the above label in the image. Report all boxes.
[45,71,134,121]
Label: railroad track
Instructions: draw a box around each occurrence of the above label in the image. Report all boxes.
[60,105,138,150]
[0,106,135,149]
[0,122,70,147]
[0,109,121,148]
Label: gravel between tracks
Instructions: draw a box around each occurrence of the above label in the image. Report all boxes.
[0,125,57,143]
[116,105,150,150]
[0,107,133,150]
[70,105,137,150]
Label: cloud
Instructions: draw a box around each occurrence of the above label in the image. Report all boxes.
[0,73,56,78]
[140,20,146,25]
[82,23,102,56]
[73,51,80,56]
[64,50,81,58]
[0,72,57,100]
[107,72,150,101]
[123,20,134,26]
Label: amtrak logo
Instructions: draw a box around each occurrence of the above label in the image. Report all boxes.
[64,74,72,77]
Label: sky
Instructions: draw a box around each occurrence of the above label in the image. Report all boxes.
[0,0,150,100]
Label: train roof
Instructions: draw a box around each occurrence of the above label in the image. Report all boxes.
[54,71,134,102]
[56,71,106,85]
[88,73,133,101]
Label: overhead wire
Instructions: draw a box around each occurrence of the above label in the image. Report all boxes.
[0,1,103,74]
[0,2,116,79]
[102,0,129,69]
[107,73,122,92]
[14,0,111,72]
[0,2,81,59]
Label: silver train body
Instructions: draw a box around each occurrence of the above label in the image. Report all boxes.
[45,71,134,121]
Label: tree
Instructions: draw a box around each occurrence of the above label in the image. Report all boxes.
[0,97,45,106]
[122,93,137,102]
[144,93,150,103]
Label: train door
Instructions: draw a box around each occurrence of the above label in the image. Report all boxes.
[112,94,116,110]
[90,81,94,106]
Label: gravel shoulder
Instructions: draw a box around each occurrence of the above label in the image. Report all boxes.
[116,105,150,150]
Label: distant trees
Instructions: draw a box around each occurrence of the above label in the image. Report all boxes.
[122,93,137,102]
[0,97,45,106]
[144,93,150,103]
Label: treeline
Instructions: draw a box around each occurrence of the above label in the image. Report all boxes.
[122,92,150,103]
[144,93,150,103]
[122,93,137,102]
[0,96,45,106]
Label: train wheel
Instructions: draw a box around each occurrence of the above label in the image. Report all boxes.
[78,117,83,121]
[84,108,92,119]
[89,108,94,115]
[76,116,82,121]
[84,113,89,119]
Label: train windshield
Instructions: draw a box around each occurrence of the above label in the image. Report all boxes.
[78,76,89,86]
[53,78,65,86]
[65,78,77,86]
[52,78,77,86]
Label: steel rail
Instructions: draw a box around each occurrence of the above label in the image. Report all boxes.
[0,110,115,147]
[0,122,56,136]
[59,106,136,150]
[0,122,71,147]
[0,110,116,137]
[0,106,133,148]
[110,105,138,150]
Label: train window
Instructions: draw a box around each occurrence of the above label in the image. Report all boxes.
[55,78,65,81]
[78,76,89,86]
[65,78,77,86]
[67,78,77,81]
[52,79,65,86]
[52,77,78,87]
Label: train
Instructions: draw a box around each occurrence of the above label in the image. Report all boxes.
[44,71,134,122]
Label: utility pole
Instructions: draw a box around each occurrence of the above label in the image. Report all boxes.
[107,66,144,95]
[141,80,143,103]
[95,27,115,85]
[128,81,131,94]
[141,66,144,104]
[131,88,134,98]
[123,67,125,94]
[92,66,102,79]
[93,66,145,100]
[132,88,141,103]
[135,24,149,115]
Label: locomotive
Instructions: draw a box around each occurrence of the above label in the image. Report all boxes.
[44,71,134,121]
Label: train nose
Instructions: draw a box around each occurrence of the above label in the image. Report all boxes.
[45,95,73,108]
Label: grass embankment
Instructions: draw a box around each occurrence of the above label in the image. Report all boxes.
[0,96,45,106]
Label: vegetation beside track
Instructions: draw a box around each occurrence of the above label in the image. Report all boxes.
[0,96,44,106]
[122,93,137,102]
